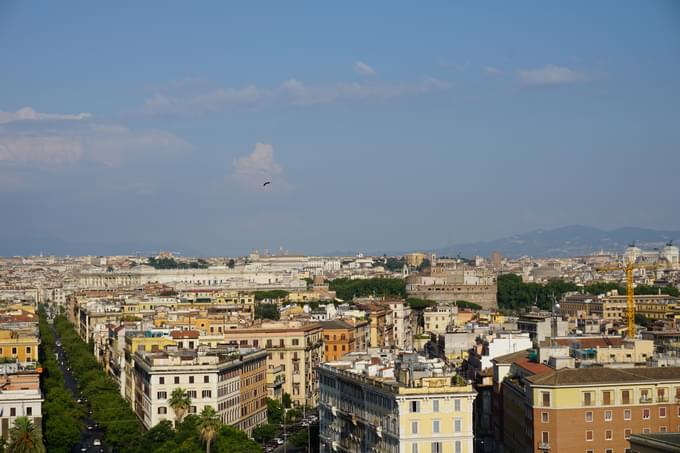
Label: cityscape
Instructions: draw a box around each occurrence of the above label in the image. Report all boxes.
[2,2,680,453]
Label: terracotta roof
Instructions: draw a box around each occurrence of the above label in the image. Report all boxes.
[492,349,531,365]
[320,320,353,330]
[170,330,199,339]
[548,337,624,349]
[527,366,680,386]
[514,357,553,375]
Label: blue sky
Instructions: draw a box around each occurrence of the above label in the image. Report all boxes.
[1,1,679,255]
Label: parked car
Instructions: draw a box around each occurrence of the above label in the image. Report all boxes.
[93,439,101,446]
[273,438,284,445]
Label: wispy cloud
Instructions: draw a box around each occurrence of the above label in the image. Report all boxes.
[0,107,91,124]
[229,143,287,191]
[353,61,377,77]
[484,66,501,76]
[142,76,449,116]
[0,122,191,168]
[517,65,586,86]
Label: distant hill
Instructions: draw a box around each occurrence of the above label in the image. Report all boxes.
[437,225,680,259]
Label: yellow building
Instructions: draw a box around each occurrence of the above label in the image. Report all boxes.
[224,320,324,407]
[123,332,176,405]
[319,352,476,453]
[0,330,38,362]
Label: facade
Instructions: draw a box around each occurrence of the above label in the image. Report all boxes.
[319,351,476,453]
[386,300,415,351]
[0,366,42,441]
[424,305,458,336]
[223,321,324,406]
[132,347,266,432]
[406,265,497,309]
[0,329,38,362]
[503,366,680,453]
[321,320,356,362]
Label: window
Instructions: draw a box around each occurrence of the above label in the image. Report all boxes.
[202,390,212,398]
[159,377,165,385]
[26,346,31,354]
[585,411,593,422]
[583,392,593,406]
[454,399,461,411]
[410,401,420,413]
[431,442,442,453]
[605,410,613,422]
[605,429,613,440]
[412,444,418,453]
[641,389,651,403]
[541,412,549,423]
[188,390,197,398]
[624,428,632,439]
[10,408,16,417]
[660,407,667,418]
[658,388,668,402]
[189,376,194,384]
[542,391,551,407]
[661,426,668,433]
[293,339,299,346]
[454,418,462,433]
[157,391,167,399]
[432,400,439,412]
[622,390,631,404]
[174,376,180,384]
[204,376,210,383]
[432,420,439,433]
[158,407,167,414]
[643,427,651,434]
[603,390,612,405]
[606,450,613,453]
[26,407,32,416]
[624,409,631,420]
[541,431,549,443]
[11,347,16,355]
[586,431,593,441]
[189,406,197,414]
[455,441,461,453]
[411,421,418,434]
[643,408,650,420]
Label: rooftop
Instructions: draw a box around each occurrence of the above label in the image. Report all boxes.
[528,366,680,386]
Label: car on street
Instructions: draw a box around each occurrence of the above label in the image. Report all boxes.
[93,439,101,446]
[273,437,284,445]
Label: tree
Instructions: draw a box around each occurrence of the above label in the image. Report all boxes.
[197,406,221,453]
[406,298,437,310]
[328,278,406,301]
[8,416,45,453]
[282,393,292,409]
[254,304,280,321]
[227,259,235,269]
[456,300,482,310]
[169,388,192,428]
[266,398,283,424]
[252,424,278,444]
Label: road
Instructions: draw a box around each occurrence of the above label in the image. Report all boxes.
[49,322,110,453]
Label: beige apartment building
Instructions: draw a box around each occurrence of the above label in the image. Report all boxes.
[224,320,324,406]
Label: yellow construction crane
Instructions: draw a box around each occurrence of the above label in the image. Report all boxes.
[596,259,662,337]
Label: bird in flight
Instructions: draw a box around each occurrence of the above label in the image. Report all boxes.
[263,181,271,187]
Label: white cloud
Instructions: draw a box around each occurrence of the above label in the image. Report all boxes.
[517,65,586,86]
[484,66,501,76]
[0,123,191,167]
[142,76,449,115]
[353,61,377,77]
[230,143,286,190]
[0,107,91,124]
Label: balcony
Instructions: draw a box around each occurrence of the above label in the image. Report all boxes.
[538,442,550,450]
[640,396,653,404]
[657,396,669,403]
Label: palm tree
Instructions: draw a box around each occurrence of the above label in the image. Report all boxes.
[197,406,221,453]
[168,387,191,428]
[8,416,45,453]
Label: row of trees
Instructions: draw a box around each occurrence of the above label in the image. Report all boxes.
[253,290,289,301]
[146,257,210,269]
[329,278,406,301]
[38,307,83,452]
[496,274,680,310]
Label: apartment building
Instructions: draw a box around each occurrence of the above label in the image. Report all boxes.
[385,299,415,350]
[321,320,356,362]
[355,303,392,348]
[0,363,42,441]
[132,347,266,433]
[502,366,680,453]
[223,321,324,406]
[424,305,458,335]
[319,351,477,453]
[0,329,38,362]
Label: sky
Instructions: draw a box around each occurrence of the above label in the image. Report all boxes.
[1,1,679,256]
